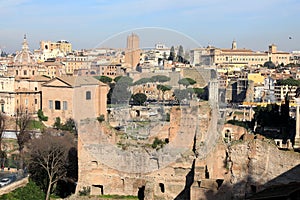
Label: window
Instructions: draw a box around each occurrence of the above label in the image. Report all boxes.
[49,100,53,109]
[23,70,27,76]
[25,98,28,106]
[63,101,67,110]
[86,91,91,100]
[55,101,61,110]
[34,99,37,105]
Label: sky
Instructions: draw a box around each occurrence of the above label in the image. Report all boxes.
[0,0,299,53]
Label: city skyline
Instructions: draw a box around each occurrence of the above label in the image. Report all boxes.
[0,0,299,53]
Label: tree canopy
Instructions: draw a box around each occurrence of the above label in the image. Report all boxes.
[131,93,147,105]
[263,61,276,69]
[151,75,170,83]
[177,45,184,63]
[133,78,152,85]
[168,46,176,61]
[173,89,189,102]
[157,84,172,93]
[114,76,133,85]
[277,78,300,86]
[110,76,133,104]
[94,76,112,84]
[178,78,196,88]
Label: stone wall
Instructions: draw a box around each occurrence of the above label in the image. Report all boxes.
[76,101,222,199]
[229,138,300,199]
[76,98,300,200]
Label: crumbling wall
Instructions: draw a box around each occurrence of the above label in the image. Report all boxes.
[76,101,221,199]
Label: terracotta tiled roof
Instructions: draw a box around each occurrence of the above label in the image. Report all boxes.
[56,76,103,87]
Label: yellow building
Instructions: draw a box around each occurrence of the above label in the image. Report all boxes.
[39,61,66,78]
[247,73,265,85]
[40,40,72,55]
[64,54,90,75]
[192,41,291,67]
[0,77,15,115]
[268,44,290,66]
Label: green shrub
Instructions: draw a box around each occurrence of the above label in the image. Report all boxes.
[53,117,62,129]
[0,181,45,200]
[165,113,170,122]
[97,114,105,123]
[79,186,90,196]
[37,109,48,121]
[151,137,166,150]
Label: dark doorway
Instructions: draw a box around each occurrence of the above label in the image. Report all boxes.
[159,183,165,193]
[216,179,224,189]
[138,186,145,200]
[205,165,210,179]
[92,185,104,195]
[136,110,140,117]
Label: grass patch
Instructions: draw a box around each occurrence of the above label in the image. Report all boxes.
[99,194,138,199]
[28,120,46,130]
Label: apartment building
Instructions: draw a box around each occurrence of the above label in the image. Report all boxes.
[191,41,291,67]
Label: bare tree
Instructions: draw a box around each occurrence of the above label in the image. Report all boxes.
[0,112,6,152]
[28,133,74,200]
[15,107,31,169]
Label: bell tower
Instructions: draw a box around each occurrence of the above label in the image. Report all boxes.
[232,40,237,50]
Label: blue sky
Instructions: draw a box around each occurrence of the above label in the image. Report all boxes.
[0,0,299,53]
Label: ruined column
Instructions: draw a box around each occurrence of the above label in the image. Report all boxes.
[294,98,300,149]
[209,79,219,106]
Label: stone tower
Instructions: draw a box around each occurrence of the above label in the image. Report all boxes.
[125,33,141,69]
[269,44,277,53]
[232,40,237,50]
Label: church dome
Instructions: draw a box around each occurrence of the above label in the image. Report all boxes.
[13,35,35,65]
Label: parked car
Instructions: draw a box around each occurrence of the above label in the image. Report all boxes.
[0,178,11,187]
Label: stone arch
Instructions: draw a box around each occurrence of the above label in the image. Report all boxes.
[224,128,232,143]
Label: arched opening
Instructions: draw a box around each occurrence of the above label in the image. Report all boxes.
[159,183,165,193]
[91,161,98,168]
[164,138,169,144]
[205,165,209,179]
[224,129,231,143]
[136,110,140,117]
